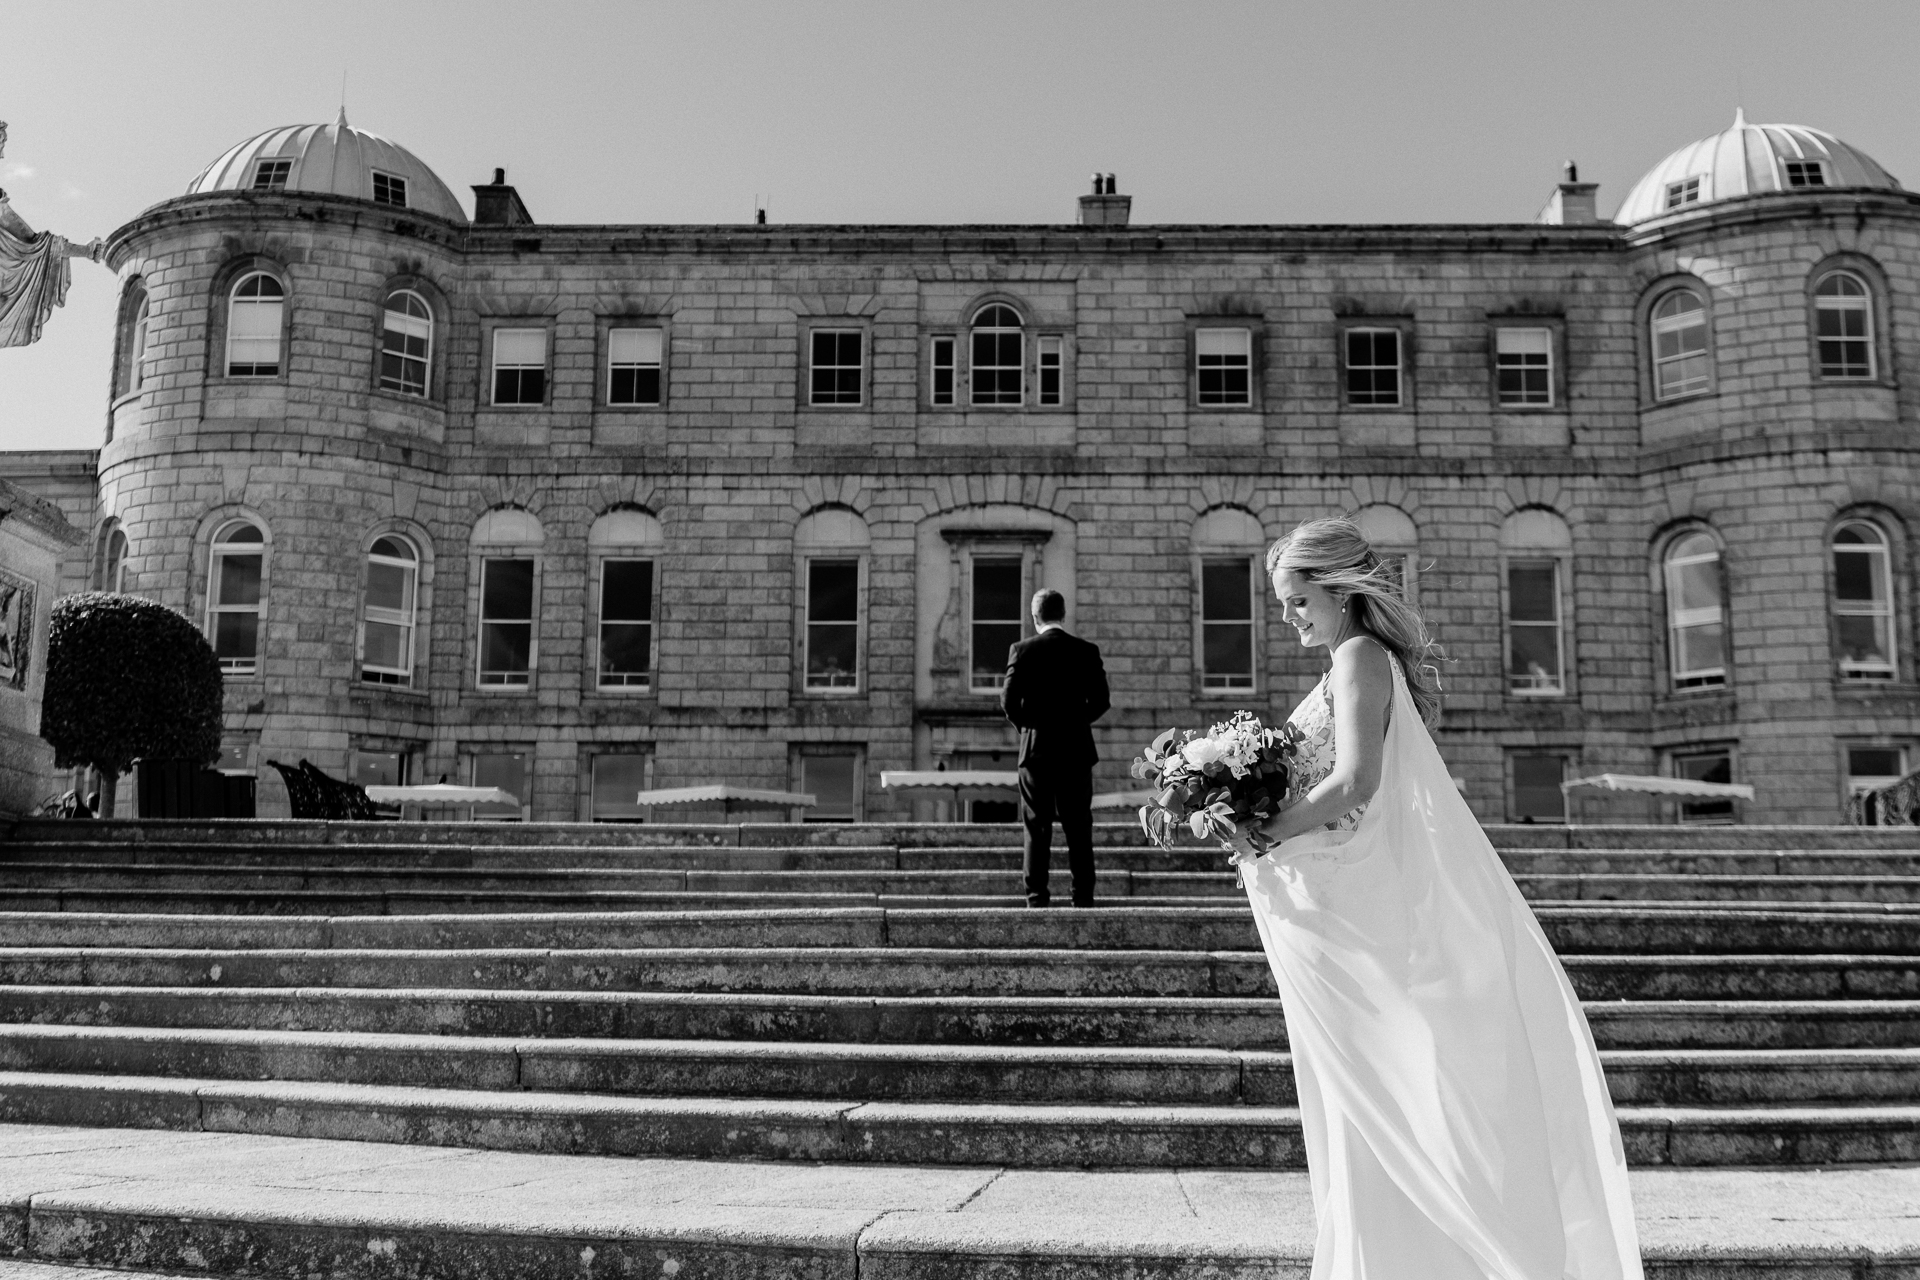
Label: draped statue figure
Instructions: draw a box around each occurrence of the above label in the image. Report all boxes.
[0,122,104,348]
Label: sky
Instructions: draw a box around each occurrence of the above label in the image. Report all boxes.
[5,0,1919,452]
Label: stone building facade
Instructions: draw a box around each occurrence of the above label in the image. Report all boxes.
[8,113,1918,823]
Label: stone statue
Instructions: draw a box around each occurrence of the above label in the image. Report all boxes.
[0,122,104,348]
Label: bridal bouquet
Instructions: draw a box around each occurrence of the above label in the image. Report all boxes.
[1129,710,1304,854]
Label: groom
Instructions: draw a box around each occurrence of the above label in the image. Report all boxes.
[1001,588,1111,908]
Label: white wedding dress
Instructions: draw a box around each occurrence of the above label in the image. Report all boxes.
[1243,646,1642,1280]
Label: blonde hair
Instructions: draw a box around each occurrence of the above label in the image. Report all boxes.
[1266,516,1445,725]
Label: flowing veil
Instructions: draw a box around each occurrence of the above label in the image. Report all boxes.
[1242,656,1643,1280]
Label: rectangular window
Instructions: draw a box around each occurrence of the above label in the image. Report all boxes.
[1344,328,1401,406]
[801,751,859,823]
[608,327,663,406]
[1512,753,1567,821]
[227,296,282,377]
[491,328,547,405]
[371,172,407,207]
[805,559,860,690]
[251,159,291,191]
[970,557,1024,692]
[478,558,534,686]
[971,326,1023,405]
[349,749,411,789]
[1666,551,1727,689]
[930,336,955,406]
[590,752,651,822]
[1507,559,1563,694]
[1196,328,1252,406]
[597,559,653,689]
[1200,557,1254,690]
[1784,161,1827,188]
[210,550,262,674]
[1496,328,1553,406]
[1674,749,1735,824]
[1037,335,1063,406]
[470,751,528,821]
[1847,745,1907,794]
[1666,177,1701,208]
[809,329,863,406]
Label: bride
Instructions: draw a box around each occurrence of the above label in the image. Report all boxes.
[1230,518,1642,1280]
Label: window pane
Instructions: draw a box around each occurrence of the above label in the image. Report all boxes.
[350,750,406,788]
[494,329,547,365]
[973,559,1021,621]
[1202,560,1251,621]
[213,611,258,661]
[808,560,859,623]
[1203,623,1253,686]
[602,560,653,622]
[216,554,263,607]
[1509,625,1561,689]
[592,753,651,821]
[971,623,1021,686]
[802,753,857,821]
[807,623,859,687]
[363,620,406,670]
[1496,328,1551,356]
[1836,614,1890,666]
[481,621,532,675]
[600,622,652,678]
[1512,755,1565,820]
[366,560,411,614]
[610,366,661,404]
[1508,563,1557,622]
[609,328,663,364]
[1675,619,1725,675]
[1849,747,1904,779]
[1670,558,1720,612]
[482,559,534,620]
[471,753,526,819]
[1833,549,1883,602]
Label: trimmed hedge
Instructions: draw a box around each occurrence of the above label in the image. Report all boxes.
[40,593,223,776]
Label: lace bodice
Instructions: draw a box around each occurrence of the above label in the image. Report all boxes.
[1282,647,1397,833]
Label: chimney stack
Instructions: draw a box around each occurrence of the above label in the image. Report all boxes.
[1537,160,1600,226]
[1078,172,1131,227]
[472,167,535,226]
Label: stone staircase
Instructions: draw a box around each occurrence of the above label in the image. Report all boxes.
[0,817,1916,1277]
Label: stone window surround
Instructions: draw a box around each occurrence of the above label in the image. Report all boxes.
[798,317,872,411]
[1487,315,1566,412]
[1185,316,1264,412]
[1190,505,1266,699]
[355,521,434,695]
[596,316,672,411]
[1635,275,1716,408]
[1804,254,1895,388]
[193,508,273,683]
[1498,508,1576,701]
[930,527,1053,701]
[794,507,871,699]
[480,316,556,409]
[467,509,545,695]
[371,275,451,406]
[1652,522,1731,698]
[1335,316,1415,411]
[1828,507,1908,687]
[789,741,866,823]
[923,293,1073,413]
[204,256,292,385]
[587,548,664,699]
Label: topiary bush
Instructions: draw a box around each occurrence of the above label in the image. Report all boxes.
[40,593,223,797]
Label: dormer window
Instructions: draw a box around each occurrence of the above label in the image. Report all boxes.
[251,159,291,191]
[1784,160,1827,188]
[372,172,408,207]
[1665,177,1702,209]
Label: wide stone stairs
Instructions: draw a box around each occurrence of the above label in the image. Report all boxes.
[0,816,1916,1177]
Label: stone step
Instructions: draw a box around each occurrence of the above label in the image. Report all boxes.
[5,945,1919,1001]
[1,1025,1913,1108]
[11,862,1920,905]
[8,1125,1919,1280]
[4,905,1920,955]
[11,842,1920,878]
[1,1071,1915,1167]
[5,984,1915,1050]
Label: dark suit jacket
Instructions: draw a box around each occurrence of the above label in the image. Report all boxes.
[1001,627,1111,769]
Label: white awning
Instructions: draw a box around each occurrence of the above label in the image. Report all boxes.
[1561,773,1755,800]
[364,784,518,806]
[1091,789,1156,811]
[630,785,816,809]
[880,771,1019,792]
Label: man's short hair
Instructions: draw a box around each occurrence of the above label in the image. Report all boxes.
[1031,588,1066,623]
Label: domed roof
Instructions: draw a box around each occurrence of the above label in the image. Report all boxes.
[1616,110,1900,225]
[186,111,468,224]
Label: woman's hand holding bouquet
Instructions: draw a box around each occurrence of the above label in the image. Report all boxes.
[1129,711,1303,875]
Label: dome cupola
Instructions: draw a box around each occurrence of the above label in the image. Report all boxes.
[1615,110,1900,225]
[186,111,468,224]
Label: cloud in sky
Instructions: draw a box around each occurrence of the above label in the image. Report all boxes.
[4,165,35,180]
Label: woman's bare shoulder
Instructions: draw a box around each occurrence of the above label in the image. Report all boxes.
[1331,634,1393,682]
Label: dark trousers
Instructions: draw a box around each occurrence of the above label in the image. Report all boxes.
[1018,761,1095,905]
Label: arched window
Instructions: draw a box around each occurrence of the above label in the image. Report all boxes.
[472,508,545,688]
[1352,504,1419,601]
[970,303,1024,406]
[208,520,266,674]
[589,509,665,691]
[1663,531,1726,690]
[361,535,419,686]
[1192,507,1264,693]
[226,272,284,377]
[1500,509,1572,695]
[379,290,432,396]
[101,527,128,593]
[795,508,870,693]
[1814,271,1874,379]
[1651,289,1709,400]
[1833,521,1896,680]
